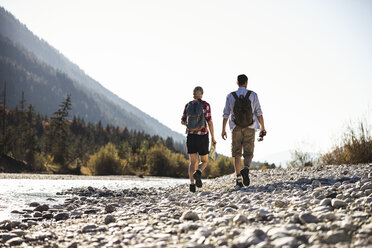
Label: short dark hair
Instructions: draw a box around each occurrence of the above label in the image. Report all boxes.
[237,74,248,86]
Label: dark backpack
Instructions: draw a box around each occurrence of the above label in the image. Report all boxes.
[186,100,205,131]
[232,91,253,127]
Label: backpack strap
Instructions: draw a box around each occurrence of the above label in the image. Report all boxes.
[232,91,251,100]
[231,92,239,100]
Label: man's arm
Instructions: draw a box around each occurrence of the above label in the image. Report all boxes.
[207,121,217,144]
[257,115,266,134]
[222,118,228,140]
[222,94,231,140]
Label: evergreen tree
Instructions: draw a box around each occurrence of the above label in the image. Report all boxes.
[23,104,38,166]
[45,94,72,170]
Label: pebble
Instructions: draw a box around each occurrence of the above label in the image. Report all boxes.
[322,230,351,244]
[319,198,332,206]
[6,237,24,246]
[104,215,116,225]
[29,202,40,207]
[180,210,199,221]
[274,200,287,208]
[0,233,18,242]
[105,204,116,213]
[299,213,319,224]
[54,212,69,221]
[272,236,298,247]
[82,224,98,233]
[34,204,49,212]
[233,214,247,225]
[331,199,347,208]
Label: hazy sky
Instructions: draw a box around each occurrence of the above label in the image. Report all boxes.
[1,0,371,165]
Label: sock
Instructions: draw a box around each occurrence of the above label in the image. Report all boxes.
[190,182,195,185]
[236,174,242,178]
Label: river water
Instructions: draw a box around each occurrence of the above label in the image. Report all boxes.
[0,175,189,221]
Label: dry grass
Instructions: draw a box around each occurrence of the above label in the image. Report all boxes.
[320,121,372,165]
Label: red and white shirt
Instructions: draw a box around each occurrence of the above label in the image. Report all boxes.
[181,99,212,135]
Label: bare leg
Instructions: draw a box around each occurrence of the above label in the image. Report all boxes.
[189,153,198,183]
[234,156,243,175]
[198,154,209,172]
[244,157,253,168]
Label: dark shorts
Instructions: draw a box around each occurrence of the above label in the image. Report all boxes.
[186,134,209,155]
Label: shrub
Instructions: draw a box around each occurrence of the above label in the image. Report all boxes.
[121,159,136,175]
[87,143,122,175]
[146,144,171,176]
[33,152,59,173]
[289,150,316,167]
[168,153,189,178]
[320,121,372,165]
[204,156,234,178]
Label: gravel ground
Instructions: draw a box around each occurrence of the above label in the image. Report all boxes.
[1,164,371,247]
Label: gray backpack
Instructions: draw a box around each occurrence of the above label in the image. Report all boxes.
[186,101,205,131]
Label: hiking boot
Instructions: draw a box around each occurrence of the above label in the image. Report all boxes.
[235,178,244,190]
[193,170,202,188]
[190,184,196,193]
[240,167,250,186]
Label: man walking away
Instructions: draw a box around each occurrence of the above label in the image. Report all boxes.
[222,74,266,189]
[181,86,217,193]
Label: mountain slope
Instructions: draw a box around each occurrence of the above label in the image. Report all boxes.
[0,6,184,142]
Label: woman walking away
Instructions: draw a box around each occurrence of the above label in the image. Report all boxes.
[181,86,217,193]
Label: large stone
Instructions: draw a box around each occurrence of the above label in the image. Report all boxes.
[361,182,372,191]
[299,213,319,224]
[331,199,347,208]
[55,212,69,221]
[274,200,288,208]
[322,231,351,244]
[224,207,237,213]
[104,215,116,225]
[234,228,266,247]
[84,209,97,214]
[256,209,270,217]
[0,233,17,242]
[70,211,82,218]
[180,210,199,221]
[82,224,98,233]
[233,214,247,225]
[312,180,321,187]
[193,227,212,238]
[42,213,54,220]
[272,236,298,247]
[34,204,49,212]
[6,237,24,246]
[105,204,116,213]
[319,212,337,221]
[25,231,53,241]
[0,220,12,231]
[319,198,332,206]
[33,212,42,218]
[29,202,40,207]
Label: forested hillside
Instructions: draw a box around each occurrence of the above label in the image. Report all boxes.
[0,6,184,142]
[0,95,237,178]
[0,94,190,175]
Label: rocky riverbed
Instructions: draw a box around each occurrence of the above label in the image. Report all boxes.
[1,164,371,247]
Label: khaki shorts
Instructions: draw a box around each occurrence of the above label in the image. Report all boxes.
[232,126,255,163]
